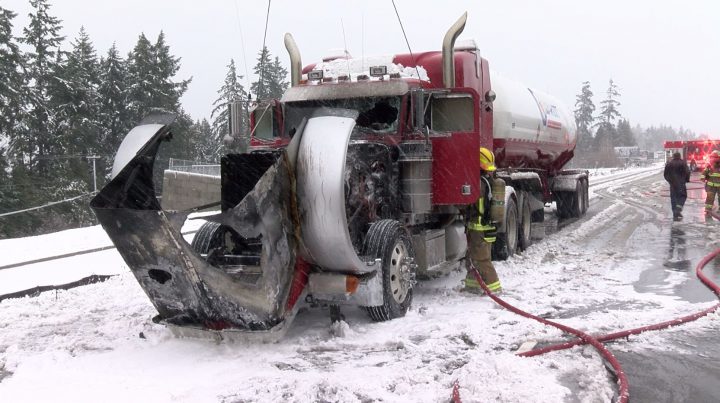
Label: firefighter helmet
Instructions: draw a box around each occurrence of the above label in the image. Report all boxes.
[479,147,497,172]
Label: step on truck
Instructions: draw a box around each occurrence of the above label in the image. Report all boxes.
[91,12,588,337]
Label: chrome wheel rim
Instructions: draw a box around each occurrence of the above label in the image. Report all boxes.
[508,205,518,252]
[389,241,410,304]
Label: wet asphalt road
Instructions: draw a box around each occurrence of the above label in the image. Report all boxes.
[545,170,720,402]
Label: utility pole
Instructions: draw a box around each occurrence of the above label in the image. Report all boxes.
[87,155,101,193]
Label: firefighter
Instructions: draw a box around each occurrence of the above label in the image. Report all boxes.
[462,147,502,294]
[664,151,690,221]
[701,151,720,214]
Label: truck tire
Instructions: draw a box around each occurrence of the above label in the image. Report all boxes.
[571,181,583,218]
[555,181,583,219]
[191,222,261,267]
[191,222,224,256]
[518,196,532,251]
[361,219,415,322]
[555,193,569,219]
[493,197,518,260]
[581,178,589,215]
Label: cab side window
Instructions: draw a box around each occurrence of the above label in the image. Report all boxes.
[430,95,474,133]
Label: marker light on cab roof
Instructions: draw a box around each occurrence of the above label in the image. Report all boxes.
[308,70,324,81]
[369,65,387,77]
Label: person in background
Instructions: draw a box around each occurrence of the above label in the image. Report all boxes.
[701,151,720,215]
[663,151,690,221]
[463,147,502,294]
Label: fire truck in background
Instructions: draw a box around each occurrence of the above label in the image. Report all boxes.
[664,139,720,171]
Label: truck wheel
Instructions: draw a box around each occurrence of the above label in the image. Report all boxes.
[191,221,256,266]
[518,196,532,251]
[581,179,589,215]
[555,193,569,219]
[191,222,225,256]
[570,181,583,218]
[493,197,518,260]
[361,219,415,322]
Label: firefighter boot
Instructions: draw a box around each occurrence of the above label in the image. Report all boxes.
[461,276,484,295]
[672,207,682,221]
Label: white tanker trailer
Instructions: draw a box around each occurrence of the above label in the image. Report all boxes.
[90,12,588,335]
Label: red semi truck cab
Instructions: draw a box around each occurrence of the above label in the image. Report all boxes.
[89,12,591,335]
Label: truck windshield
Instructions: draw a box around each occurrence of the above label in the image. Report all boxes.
[284,96,401,137]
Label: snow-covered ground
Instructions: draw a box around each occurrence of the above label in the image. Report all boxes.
[1,163,717,402]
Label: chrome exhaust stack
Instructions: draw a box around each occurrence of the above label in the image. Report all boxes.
[442,12,467,88]
[284,33,302,87]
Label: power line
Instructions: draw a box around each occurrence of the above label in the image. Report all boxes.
[0,192,96,218]
[257,0,272,98]
[233,0,252,92]
[390,0,422,80]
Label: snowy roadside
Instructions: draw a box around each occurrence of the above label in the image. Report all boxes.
[0,214,209,295]
[1,164,716,402]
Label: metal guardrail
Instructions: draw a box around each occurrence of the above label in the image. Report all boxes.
[168,158,221,177]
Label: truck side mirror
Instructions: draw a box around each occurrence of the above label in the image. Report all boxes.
[484,90,496,103]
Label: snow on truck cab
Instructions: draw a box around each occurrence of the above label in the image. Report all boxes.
[91,13,588,337]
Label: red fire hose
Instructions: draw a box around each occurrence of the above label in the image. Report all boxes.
[452,221,720,402]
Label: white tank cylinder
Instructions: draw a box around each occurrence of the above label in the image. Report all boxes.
[490,70,577,171]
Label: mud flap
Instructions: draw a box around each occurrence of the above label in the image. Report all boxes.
[91,117,299,331]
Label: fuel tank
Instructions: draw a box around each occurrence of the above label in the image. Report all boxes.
[490,70,577,172]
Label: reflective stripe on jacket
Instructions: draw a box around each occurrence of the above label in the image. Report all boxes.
[467,176,496,242]
[702,166,720,188]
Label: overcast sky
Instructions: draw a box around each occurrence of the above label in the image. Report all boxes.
[5,0,720,136]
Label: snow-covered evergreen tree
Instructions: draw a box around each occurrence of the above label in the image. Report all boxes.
[250,46,274,101]
[615,118,636,147]
[598,79,621,125]
[56,27,100,155]
[32,26,99,227]
[54,27,102,198]
[193,118,217,162]
[0,146,20,236]
[126,32,194,164]
[97,43,128,174]
[211,59,248,156]
[268,56,288,99]
[19,0,65,173]
[148,32,194,164]
[573,81,595,152]
[594,79,622,148]
[0,6,26,145]
[150,31,190,111]
[126,33,154,124]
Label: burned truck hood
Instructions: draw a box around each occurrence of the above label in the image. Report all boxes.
[91,115,298,331]
[91,109,377,334]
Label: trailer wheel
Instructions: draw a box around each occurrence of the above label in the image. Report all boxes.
[493,197,518,260]
[361,219,415,322]
[571,181,583,218]
[555,181,583,219]
[555,194,568,219]
[581,179,589,215]
[518,196,532,251]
